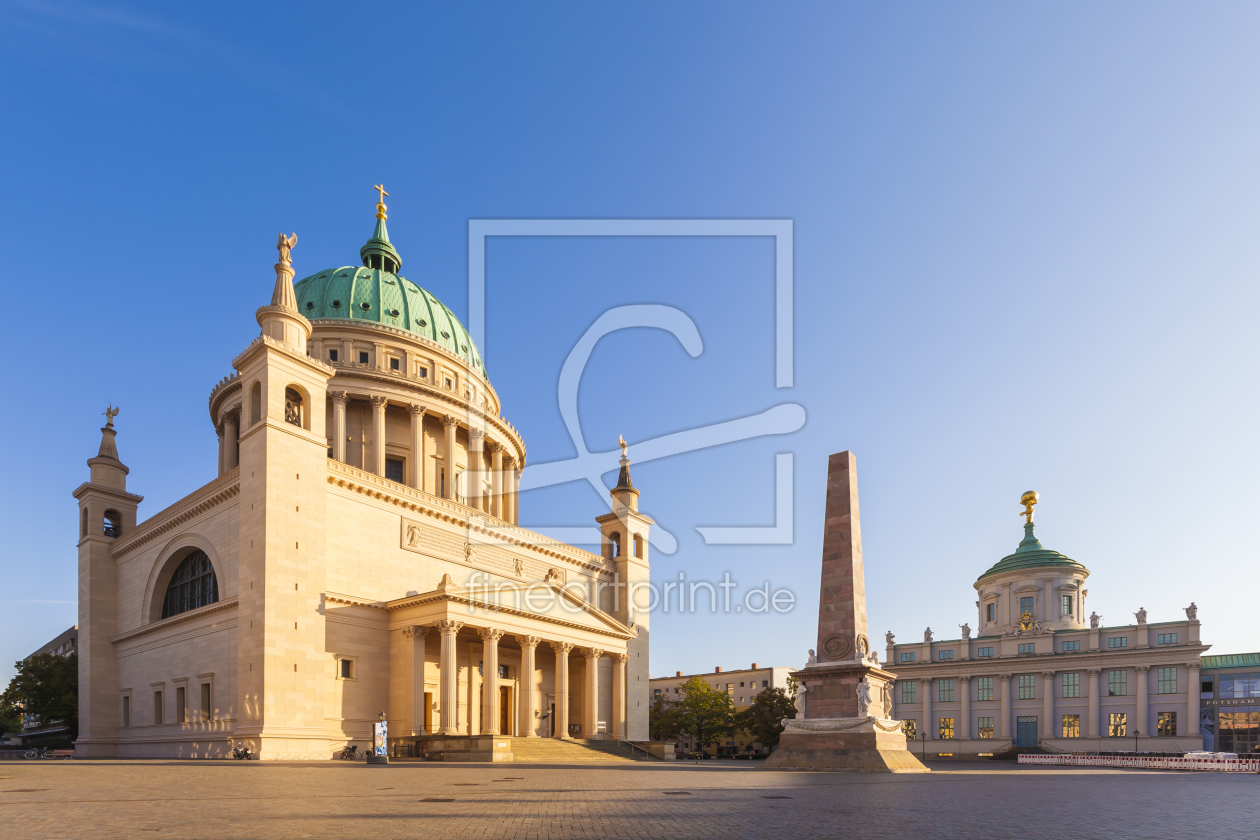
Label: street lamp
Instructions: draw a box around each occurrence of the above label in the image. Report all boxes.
[1133,728,1140,755]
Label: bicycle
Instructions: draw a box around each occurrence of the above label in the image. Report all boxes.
[337,745,359,760]
[22,748,48,760]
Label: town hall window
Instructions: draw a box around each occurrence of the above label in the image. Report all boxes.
[986,603,995,623]
[901,681,917,704]
[1020,596,1034,614]
[1060,594,1073,616]
[385,458,404,483]
[976,677,994,701]
[161,550,219,618]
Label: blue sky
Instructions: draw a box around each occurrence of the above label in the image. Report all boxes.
[2,2,1259,687]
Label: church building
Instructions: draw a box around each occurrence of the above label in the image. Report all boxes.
[73,193,652,759]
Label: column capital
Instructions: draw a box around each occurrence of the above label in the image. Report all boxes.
[550,641,574,655]
[1041,671,1056,678]
[442,414,460,428]
[227,401,243,418]
[478,627,505,643]
[409,403,426,416]
[487,440,505,454]
[505,456,518,470]
[958,674,971,683]
[515,635,543,650]
[1135,665,1151,673]
[370,395,389,408]
[402,625,429,640]
[920,677,933,687]
[580,647,605,660]
[1188,663,1201,672]
[469,427,486,442]
[998,673,1012,682]
[616,653,630,664]
[1088,668,1102,676]
[330,390,349,405]
[435,619,463,635]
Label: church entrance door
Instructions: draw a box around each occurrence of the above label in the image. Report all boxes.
[500,687,512,736]
[1016,716,1038,747]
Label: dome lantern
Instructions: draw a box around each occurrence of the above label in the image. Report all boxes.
[360,184,402,274]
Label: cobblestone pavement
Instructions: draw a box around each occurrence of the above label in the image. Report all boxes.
[0,758,1253,839]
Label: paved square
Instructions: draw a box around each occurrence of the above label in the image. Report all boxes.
[0,759,1252,839]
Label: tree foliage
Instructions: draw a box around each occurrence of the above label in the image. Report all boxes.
[734,684,798,750]
[648,676,736,751]
[0,653,78,740]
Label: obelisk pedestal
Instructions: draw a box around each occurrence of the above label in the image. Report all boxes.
[762,451,927,772]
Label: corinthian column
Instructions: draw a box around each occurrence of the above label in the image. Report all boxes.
[408,404,425,491]
[517,636,541,737]
[330,391,348,463]
[404,626,429,735]
[998,674,1012,740]
[489,441,504,519]
[551,642,573,739]
[479,628,504,735]
[958,675,971,740]
[1042,671,1055,741]
[468,428,485,510]
[223,408,240,471]
[442,415,458,500]
[506,458,519,524]
[370,396,388,475]
[1136,665,1150,739]
[437,620,463,735]
[1187,664,1200,739]
[1088,669,1100,738]
[582,648,604,738]
[613,653,629,740]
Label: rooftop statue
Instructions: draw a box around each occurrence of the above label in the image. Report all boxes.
[1185,602,1198,620]
[885,630,895,646]
[923,627,933,643]
[1090,611,1101,629]
[959,623,971,641]
[103,404,120,429]
[276,232,297,264]
[1134,607,1147,625]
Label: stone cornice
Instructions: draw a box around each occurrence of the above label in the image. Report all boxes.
[110,597,238,644]
[231,334,336,379]
[110,470,240,560]
[326,459,608,575]
[71,482,144,504]
[208,373,242,423]
[888,644,1212,679]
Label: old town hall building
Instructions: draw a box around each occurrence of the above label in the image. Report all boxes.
[73,195,652,759]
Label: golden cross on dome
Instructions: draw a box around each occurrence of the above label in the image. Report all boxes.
[373,184,389,220]
[373,183,389,203]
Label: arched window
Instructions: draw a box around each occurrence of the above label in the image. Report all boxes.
[633,534,643,559]
[161,550,219,619]
[610,531,622,559]
[250,381,262,425]
[284,388,303,427]
[103,510,121,538]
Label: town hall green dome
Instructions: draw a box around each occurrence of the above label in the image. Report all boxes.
[976,522,1088,582]
[292,217,486,374]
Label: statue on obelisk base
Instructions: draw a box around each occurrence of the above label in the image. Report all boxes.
[761,451,928,772]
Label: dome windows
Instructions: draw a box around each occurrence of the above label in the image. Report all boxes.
[360,302,371,311]
[305,301,314,310]
[332,300,342,308]
[416,319,427,327]
[389,309,400,317]
[441,331,450,339]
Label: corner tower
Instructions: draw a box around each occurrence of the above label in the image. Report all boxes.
[233,230,337,759]
[73,409,143,758]
[595,437,652,740]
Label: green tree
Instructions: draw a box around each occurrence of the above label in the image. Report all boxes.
[734,684,798,751]
[648,691,681,741]
[0,653,78,740]
[670,676,736,753]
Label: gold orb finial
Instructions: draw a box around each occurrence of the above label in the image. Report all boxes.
[1019,490,1039,524]
[373,183,389,220]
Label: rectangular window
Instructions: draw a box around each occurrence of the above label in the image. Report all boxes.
[939,717,954,739]
[385,458,404,483]
[976,677,994,701]
[122,695,130,728]
[176,687,186,723]
[939,679,954,703]
[418,367,427,378]
[1157,667,1177,695]
[901,681,917,704]
[1060,594,1073,616]
[1158,711,1177,737]
[654,688,661,697]
[1062,640,1080,652]
[153,691,163,725]
[726,683,734,696]
[1020,596,1034,613]
[340,659,354,679]
[901,652,915,662]
[328,349,339,362]
[938,650,954,660]
[977,646,994,658]
[986,603,995,623]
[977,716,994,739]
[499,664,510,680]
[1062,672,1080,699]
[902,719,917,740]
[1018,643,1035,654]
[389,357,400,371]
[1108,670,1128,697]
[1108,637,1128,649]
[1108,712,1127,737]
[200,683,212,722]
[1157,633,1178,645]
[1061,714,1080,738]
[358,351,370,365]
[1018,675,1036,700]
[762,681,768,688]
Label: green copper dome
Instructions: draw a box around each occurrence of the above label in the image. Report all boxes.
[976,523,1088,582]
[292,218,486,374]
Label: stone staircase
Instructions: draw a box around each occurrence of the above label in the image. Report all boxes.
[508,738,650,763]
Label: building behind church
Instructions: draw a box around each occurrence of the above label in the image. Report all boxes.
[74,195,653,759]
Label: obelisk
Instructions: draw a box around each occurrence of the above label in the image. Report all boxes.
[762,451,927,772]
